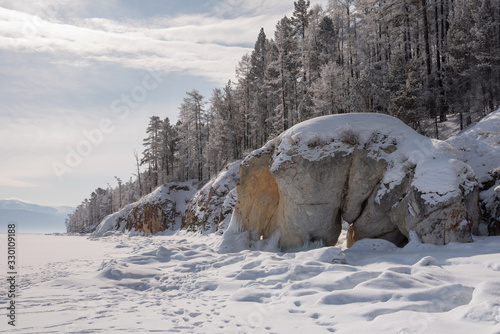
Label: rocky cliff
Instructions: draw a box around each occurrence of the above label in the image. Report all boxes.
[221,113,481,252]
[182,161,240,233]
[93,180,199,237]
[447,110,500,236]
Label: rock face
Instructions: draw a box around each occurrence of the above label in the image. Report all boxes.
[93,181,199,237]
[182,161,240,233]
[225,114,480,251]
[447,109,500,236]
[481,167,500,235]
[125,193,177,234]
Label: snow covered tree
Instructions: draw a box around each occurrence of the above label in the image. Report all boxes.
[249,28,271,147]
[292,0,313,39]
[271,16,300,132]
[235,54,253,152]
[141,116,162,190]
[447,0,476,128]
[177,90,207,181]
[158,117,176,183]
[312,62,345,115]
[470,0,500,112]
[206,82,239,174]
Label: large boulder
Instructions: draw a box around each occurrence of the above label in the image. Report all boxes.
[222,113,480,251]
[182,161,240,233]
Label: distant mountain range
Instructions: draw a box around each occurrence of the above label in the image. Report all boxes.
[0,199,74,233]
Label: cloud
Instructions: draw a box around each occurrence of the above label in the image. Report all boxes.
[0,177,36,188]
[0,6,255,85]
[212,0,294,18]
[0,0,330,206]
[0,0,330,84]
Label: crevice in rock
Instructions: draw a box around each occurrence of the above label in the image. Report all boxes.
[359,198,369,216]
[376,228,409,247]
[340,155,354,214]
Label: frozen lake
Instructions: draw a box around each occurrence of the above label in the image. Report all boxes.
[2,233,500,333]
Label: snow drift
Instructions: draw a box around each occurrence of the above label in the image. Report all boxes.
[222,113,480,252]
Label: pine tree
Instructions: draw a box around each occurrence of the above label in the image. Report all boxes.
[250,28,270,146]
[471,0,500,112]
[235,54,253,152]
[272,16,299,132]
[141,116,162,189]
[177,90,207,181]
[447,0,476,128]
[312,62,344,115]
[158,117,176,183]
[292,0,313,39]
[318,15,337,65]
[207,81,239,174]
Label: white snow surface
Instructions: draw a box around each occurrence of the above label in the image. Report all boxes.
[248,113,476,207]
[5,232,500,333]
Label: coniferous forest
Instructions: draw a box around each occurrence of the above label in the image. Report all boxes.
[66,0,500,233]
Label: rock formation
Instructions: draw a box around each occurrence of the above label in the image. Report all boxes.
[93,181,199,237]
[223,113,481,251]
[480,167,500,235]
[446,109,500,236]
[182,161,240,233]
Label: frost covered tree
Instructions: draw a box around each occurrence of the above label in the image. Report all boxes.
[158,117,176,183]
[271,16,300,132]
[206,82,240,174]
[249,28,271,147]
[141,116,162,190]
[234,54,253,152]
[177,90,207,181]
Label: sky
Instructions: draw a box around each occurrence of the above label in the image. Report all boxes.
[0,0,328,207]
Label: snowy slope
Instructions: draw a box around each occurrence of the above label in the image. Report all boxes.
[5,231,500,333]
[447,109,500,184]
[93,180,199,237]
[447,109,500,232]
[0,199,73,233]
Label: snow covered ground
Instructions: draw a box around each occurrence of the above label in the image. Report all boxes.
[3,231,500,333]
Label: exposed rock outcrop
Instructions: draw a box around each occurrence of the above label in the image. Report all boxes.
[182,161,240,233]
[93,181,199,237]
[480,167,500,235]
[222,114,480,251]
[447,109,500,236]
